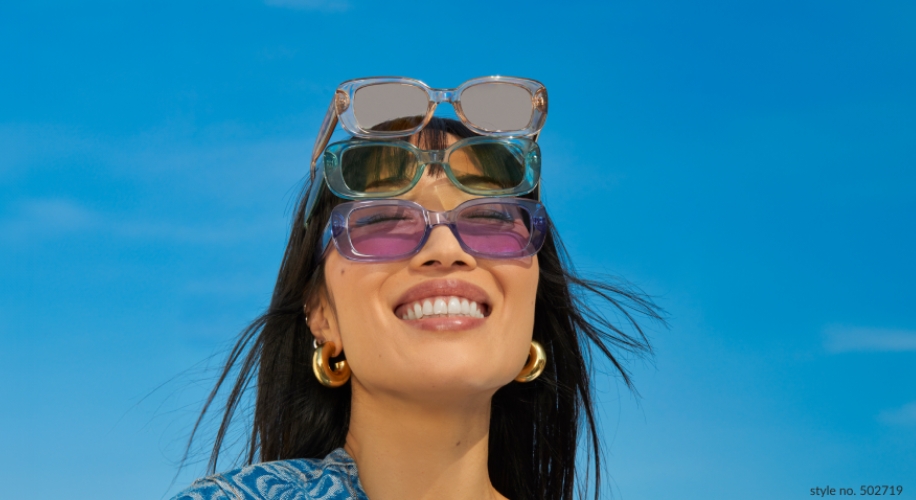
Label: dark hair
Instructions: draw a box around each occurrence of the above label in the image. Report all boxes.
[186,118,662,500]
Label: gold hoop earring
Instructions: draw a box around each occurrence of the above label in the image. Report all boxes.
[312,340,351,388]
[515,340,547,383]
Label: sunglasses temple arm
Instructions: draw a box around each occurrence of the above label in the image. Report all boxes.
[530,131,541,201]
[315,219,333,261]
[310,96,339,180]
[302,163,326,229]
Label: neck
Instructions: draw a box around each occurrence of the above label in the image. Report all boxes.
[344,380,507,500]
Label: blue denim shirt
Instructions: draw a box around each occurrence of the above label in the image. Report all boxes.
[171,448,369,500]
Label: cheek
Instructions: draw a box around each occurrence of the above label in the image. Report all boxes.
[497,255,540,322]
[324,259,413,391]
[485,256,541,376]
[325,257,383,327]
[323,254,402,357]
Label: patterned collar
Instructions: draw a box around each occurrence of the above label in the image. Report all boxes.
[172,448,369,500]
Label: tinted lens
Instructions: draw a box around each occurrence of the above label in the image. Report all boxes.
[448,142,526,191]
[353,83,428,132]
[455,202,532,255]
[460,83,533,132]
[340,145,419,194]
[348,204,426,257]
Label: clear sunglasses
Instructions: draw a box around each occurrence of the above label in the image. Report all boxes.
[308,76,548,178]
[319,197,547,262]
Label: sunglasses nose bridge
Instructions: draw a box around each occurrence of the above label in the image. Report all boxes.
[427,211,447,227]
[421,150,444,164]
[430,89,456,104]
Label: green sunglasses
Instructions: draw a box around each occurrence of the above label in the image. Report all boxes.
[303,136,540,227]
[324,136,540,198]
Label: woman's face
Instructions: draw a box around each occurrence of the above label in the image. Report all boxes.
[310,134,540,403]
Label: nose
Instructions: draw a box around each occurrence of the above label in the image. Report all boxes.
[409,225,477,271]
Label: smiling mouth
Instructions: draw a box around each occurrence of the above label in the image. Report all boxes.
[395,296,490,320]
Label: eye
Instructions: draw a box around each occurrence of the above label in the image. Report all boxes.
[353,213,412,226]
[461,208,516,223]
[351,207,421,227]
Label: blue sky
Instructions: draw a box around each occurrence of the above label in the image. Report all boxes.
[1,1,914,498]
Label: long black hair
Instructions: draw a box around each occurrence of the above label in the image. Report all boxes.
[185,118,663,500]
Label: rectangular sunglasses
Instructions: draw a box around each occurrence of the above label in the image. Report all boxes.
[322,136,541,200]
[309,76,548,178]
[319,197,548,262]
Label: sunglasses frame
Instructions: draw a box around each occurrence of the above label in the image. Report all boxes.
[319,197,548,262]
[322,136,541,200]
[309,76,548,179]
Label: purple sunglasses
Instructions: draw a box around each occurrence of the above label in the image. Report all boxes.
[319,197,548,262]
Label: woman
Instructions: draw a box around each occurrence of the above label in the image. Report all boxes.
[174,117,660,500]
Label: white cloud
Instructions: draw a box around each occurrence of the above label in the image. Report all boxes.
[0,121,310,249]
[20,198,99,230]
[264,0,351,12]
[0,199,101,241]
[0,198,278,245]
[115,218,281,245]
[0,124,105,176]
[823,325,916,353]
[878,402,916,426]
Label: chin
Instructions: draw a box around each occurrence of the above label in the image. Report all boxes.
[397,363,517,398]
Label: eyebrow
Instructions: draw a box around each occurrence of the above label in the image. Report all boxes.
[363,178,410,190]
[453,174,504,188]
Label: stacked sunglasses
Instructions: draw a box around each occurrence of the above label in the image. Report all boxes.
[305,76,549,262]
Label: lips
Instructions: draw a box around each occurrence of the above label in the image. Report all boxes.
[394,279,491,322]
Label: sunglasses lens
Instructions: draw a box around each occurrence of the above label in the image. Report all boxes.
[449,142,528,192]
[347,204,426,257]
[339,144,419,194]
[456,202,532,256]
[460,83,533,132]
[353,83,428,132]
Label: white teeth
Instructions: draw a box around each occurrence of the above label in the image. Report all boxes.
[448,296,461,315]
[400,296,487,319]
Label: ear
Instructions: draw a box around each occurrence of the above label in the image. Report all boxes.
[305,288,343,357]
